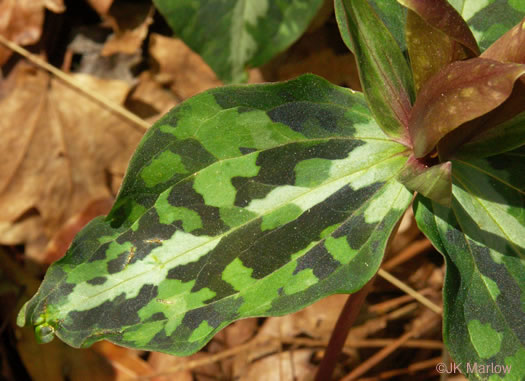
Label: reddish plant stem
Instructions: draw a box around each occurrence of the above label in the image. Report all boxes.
[314,277,375,381]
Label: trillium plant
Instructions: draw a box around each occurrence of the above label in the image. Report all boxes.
[18,0,525,379]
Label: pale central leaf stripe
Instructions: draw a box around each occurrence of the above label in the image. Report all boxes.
[61,144,406,314]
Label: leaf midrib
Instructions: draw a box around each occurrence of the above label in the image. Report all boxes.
[55,145,408,317]
[72,160,409,343]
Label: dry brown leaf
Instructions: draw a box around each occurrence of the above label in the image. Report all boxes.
[127,71,179,121]
[261,22,361,90]
[102,2,153,56]
[258,295,347,341]
[0,63,143,261]
[86,0,114,15]
[149,351,224,381]
[149,33,222,99]
[223,319,258,348]
[43,197,113,264]
[240,350,315,381]
[148,352,194,381]
[93,341,158,381]
[0,0,65,66]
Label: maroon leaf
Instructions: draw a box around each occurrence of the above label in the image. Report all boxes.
[409,58,525,157]
[400,0,479,93]
[438,79,525,159]
[399,0,479,54]
[482,17,525,64]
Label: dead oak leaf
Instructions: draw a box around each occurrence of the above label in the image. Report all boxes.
[0,63,143,261]
[101,2,154,56]
[0,0,65,65]
[86,0,114,16]
[149,33,222,100]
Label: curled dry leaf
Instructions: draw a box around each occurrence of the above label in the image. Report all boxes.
[0,0,65,65]
[149,33,222,100]
[93,341,158,381]
[0,63,143,261]
[101,2,154,56]
[239,349,315,381]
[147,351,193,381]
[257,294,348,341]
[43,197,114,264]
[86,0,114,16]
[126,71,180,121]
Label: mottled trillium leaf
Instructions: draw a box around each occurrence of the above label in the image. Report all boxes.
[454,110,525,159]
[152,0,323,83]
[398,157,451,206]
[449,0,525,51]
[409,58,525,158]
[18,75,412,355]
[369,0,407,51]
[334,0,414,142]
[414,152,525,380]
[399,0,479,92]
[482,17,525,64]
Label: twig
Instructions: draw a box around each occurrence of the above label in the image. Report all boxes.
[369,288,434,314]
[0,34,150,131]
[128,338,279,380]
[283,337,443,350]
[377,269,442,314]
[314,277,375,381]
[382,239,433,270]
[361,356,442,379]
[340,316,438,381]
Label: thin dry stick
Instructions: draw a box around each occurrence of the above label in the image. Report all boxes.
[372,356,442,379]
[129,338,280,381]
[377,268,442,314]
[382,239,433,270]
[284,337,443,350]
[369,288,434,314]
[0,35,151,131]
[340,317,437,381]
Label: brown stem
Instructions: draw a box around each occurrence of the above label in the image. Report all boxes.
[314,277,375,381]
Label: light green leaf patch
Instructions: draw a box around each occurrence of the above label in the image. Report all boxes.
[140,151,189,188]
[468,320,503,359]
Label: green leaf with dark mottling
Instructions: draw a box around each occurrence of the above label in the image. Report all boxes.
[482,17,525,64]
[152,0,323,83]
[414,151,525,380]
[449,0,525,52]
[17,75,412,356]
[335,0,414,141]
